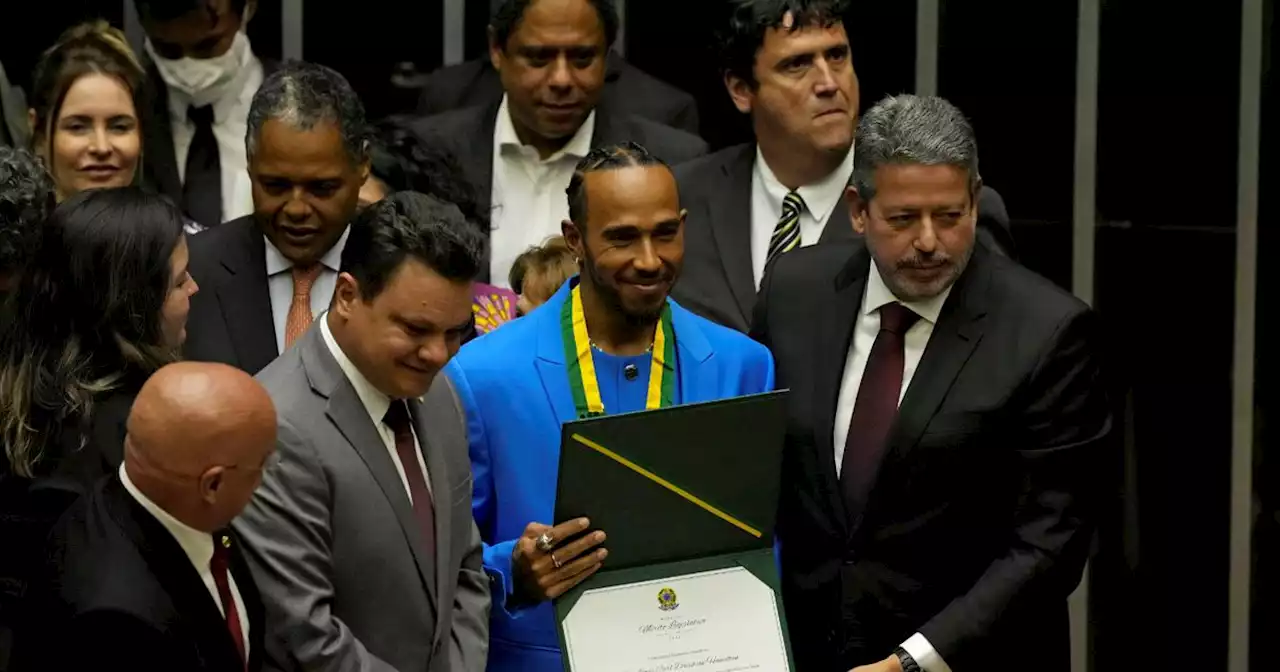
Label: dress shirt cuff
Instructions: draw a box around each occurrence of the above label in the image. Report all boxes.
[482,539,530,617]
[901,632,953,672]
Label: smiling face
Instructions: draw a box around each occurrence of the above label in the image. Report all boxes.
[47,72,141,199]
[330,258,475,399]
[490,0,607,154]
[852,163,977,301]
[563,164,685,323]
[248,118,368,267]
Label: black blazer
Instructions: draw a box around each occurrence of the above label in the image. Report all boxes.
[672,143,1018,332]
[15,476,264,672]
[752,242,1111,672]
[411,100,709,282]
[0,388,136,654]
[139,58,279,217]
[416,52,701,136]
[183,215,278,374]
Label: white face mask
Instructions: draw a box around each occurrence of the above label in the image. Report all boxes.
[146,31,249,105]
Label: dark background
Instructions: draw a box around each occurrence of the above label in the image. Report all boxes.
[3,1,1277,669]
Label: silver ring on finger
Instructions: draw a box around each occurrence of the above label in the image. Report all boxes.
[536,532,556,553]
[551,552,563,569]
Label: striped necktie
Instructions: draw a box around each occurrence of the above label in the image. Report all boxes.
[767,191,805,268]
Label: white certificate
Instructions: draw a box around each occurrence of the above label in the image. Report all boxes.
[562,566,790,672]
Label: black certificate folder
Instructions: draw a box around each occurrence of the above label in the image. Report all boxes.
[554,390,794,672]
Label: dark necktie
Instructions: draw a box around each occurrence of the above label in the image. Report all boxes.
[766,191,805,268]
[209,532,247,669]
[383,401,437,559]
[183,105,222,228]
[840,302,921,521]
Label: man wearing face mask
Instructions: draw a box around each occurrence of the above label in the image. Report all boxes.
[137,0,272,230]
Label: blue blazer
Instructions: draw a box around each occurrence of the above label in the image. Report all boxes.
[445,281,776,672]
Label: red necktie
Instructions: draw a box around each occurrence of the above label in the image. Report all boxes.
[209,533,247,669]
[383,401,437,558]
[840,302,921,521]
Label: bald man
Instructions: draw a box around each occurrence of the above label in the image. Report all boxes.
[17,362,276,672]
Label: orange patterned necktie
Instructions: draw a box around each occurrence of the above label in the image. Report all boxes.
[284,265,323,348]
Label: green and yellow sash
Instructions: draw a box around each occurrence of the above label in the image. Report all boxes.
[561,284,676,418]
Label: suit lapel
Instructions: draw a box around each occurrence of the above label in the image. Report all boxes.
[459,104,499,282]
[669,301,715,404]
[707,146,758,327]
[533,283,585,425]
[409,398,451,649]
[226,531,264,672]
[216,218,278,373]
[883,248,991,465]
[818,198,856,243]
[300,328,439,607]
[104,479,243,670]
[813,250,871,532]
[141,63,183,202]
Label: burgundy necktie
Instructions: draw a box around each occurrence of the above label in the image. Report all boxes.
[209,533,247,670]
[383,401,437,558]
[840,302,921,521]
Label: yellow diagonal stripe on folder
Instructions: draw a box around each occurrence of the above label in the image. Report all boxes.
[569,433,762,539]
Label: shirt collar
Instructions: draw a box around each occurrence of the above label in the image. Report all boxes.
[319,313,392,426]
[863,260,954,325]
[264,225,350,277]
[495,94,596,162]
[754,144,855,224]
[119,462,214,570]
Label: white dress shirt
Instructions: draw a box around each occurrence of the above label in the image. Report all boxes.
[831,266,955,672]
[166,49,263,225]
[119,463,249,657]
[265,227,349,355]
[320,315,433,502]
[489,94,595,288]
[749,145,855,287]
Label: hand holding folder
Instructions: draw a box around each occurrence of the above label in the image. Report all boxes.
[553,391,795,672]
[510,518,607,603]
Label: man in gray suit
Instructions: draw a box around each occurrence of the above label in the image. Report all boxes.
[235,191,491,671]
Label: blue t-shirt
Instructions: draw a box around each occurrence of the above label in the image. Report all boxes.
[590,347,680,413]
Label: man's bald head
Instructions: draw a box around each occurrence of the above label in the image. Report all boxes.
[126,362,277,532]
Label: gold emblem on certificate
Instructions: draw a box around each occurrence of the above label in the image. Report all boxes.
[657,587,679,612]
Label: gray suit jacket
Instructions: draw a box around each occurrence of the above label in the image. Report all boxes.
[235,324,490,672]
[671,143,1016,332]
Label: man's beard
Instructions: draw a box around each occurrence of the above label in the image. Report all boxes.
[582,253,667,327]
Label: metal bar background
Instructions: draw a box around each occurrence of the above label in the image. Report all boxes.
[914,0,939,95]
[1068,1,1101,669]
[1229,0,1263,669]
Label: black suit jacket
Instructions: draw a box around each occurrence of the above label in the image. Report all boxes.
[16,476,264,672]
[140,58,279,216]
[416,52,701,136]
[183,215,278,374]
[672,143,1017,332]
[752,242,1110,672]
[411,100,708,282]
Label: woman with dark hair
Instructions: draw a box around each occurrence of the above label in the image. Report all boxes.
[0,186,198,488]
[27,21,145,202]
[0,187,197,653]
[360,116,516,336]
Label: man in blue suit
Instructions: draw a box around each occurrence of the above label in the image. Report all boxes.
[446,142,775,672]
